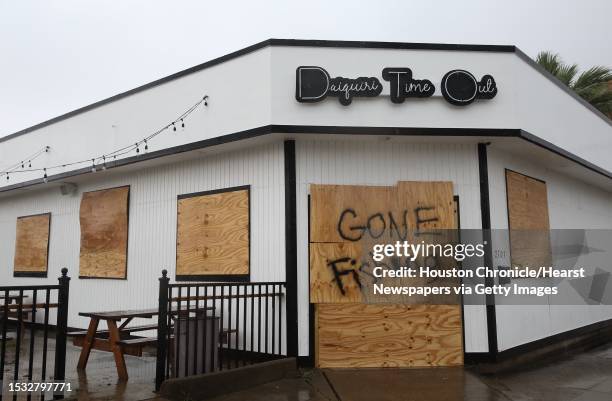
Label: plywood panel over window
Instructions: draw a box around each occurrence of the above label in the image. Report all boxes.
[176,186,249,280]
[505,170,551,270]
[309,181,463,368]
[79,186,130,279]
[14,213,51,277]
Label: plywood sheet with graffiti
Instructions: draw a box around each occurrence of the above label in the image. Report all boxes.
[316,304,463,368]
[309,182,457,303]
[79,186,130,279]
[505,170,551,270]
[309,181,462,368]
[176,187,249,277]
[14,213,51,276]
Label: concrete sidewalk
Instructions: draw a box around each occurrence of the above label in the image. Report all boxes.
[200,342,612,401]
[56,340,612,400]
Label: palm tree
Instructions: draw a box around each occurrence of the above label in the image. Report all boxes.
[536,51,612,117]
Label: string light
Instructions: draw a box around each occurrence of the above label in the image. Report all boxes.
[1,95,208,183]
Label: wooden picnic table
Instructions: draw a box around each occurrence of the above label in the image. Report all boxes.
[75,308,161,380]
[75,305,214,380]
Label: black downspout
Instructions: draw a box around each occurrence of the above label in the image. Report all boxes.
[478,142,498,360]
[284,140,299,357]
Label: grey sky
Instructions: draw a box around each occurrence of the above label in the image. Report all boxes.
[1,0,610,138]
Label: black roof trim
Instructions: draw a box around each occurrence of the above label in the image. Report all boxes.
[1,124,610,194]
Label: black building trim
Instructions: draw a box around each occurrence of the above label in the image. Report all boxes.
[478,143,498,360]
[4,37,609,144]
[2,125,611,195]
[284,140,299,357]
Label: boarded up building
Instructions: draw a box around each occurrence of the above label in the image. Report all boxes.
[0,39,611,367]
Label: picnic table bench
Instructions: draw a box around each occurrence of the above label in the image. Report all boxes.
[73,305,233,380]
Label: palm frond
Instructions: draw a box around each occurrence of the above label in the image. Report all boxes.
[556,63,579,86]
[573,66,612,91]
[536,51,563,76]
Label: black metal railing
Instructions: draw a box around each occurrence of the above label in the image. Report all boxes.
[0,268,70,400]
[155,270,286,390]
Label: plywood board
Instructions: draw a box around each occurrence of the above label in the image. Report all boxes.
[79,186,130,279]
[309,182,457,303]
[316,304,463,368]
[505,170,551,270]
[310,242,363,303]
[14,213,51,276]
[176,187,249,277]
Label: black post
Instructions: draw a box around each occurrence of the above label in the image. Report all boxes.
[478,143,498,359]
[284,140,298,358]
[155,269,170,391]
[53,268,70,385]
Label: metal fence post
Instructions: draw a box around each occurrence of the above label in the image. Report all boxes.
[54,268,70,383]
[155,269,170,391]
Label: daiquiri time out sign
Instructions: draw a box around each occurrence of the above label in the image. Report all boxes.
[295,66,497,106]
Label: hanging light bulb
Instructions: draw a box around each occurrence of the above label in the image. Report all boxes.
[28,160,31,168]
[203,96,208,106]
[21,161,24,169]
[43,168,48,183]
[172,122,177,132]
[102,156,107,170]
[6,173,9,181]
[144,140,148,152]
[91,159,96,173]
[136,143,140,154]
[181,118,185,129]
[45,146,50,152]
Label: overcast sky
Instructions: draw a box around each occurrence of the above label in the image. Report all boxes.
[1,0,610,138]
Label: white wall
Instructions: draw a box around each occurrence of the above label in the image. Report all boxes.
[0,47,273,187]
[487,144,612,351]
[0,142,286,335]
[270,45,612,172]
[2,42,610,191]
[295,137,489,355]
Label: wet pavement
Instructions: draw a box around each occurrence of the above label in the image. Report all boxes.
[205,343,612,401]
[2,330,612,400]
[1,331,158,401]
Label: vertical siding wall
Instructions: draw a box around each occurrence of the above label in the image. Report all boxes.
[487,146,612,351]
[0,142,286,331]
[295,138,489,355]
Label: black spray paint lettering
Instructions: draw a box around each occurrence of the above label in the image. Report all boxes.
[414,206,440,236]
[327,257,362,295]
[382,67,435,103]
[337,209,410,242]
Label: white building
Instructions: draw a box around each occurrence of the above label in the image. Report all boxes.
[1,39,611,367]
